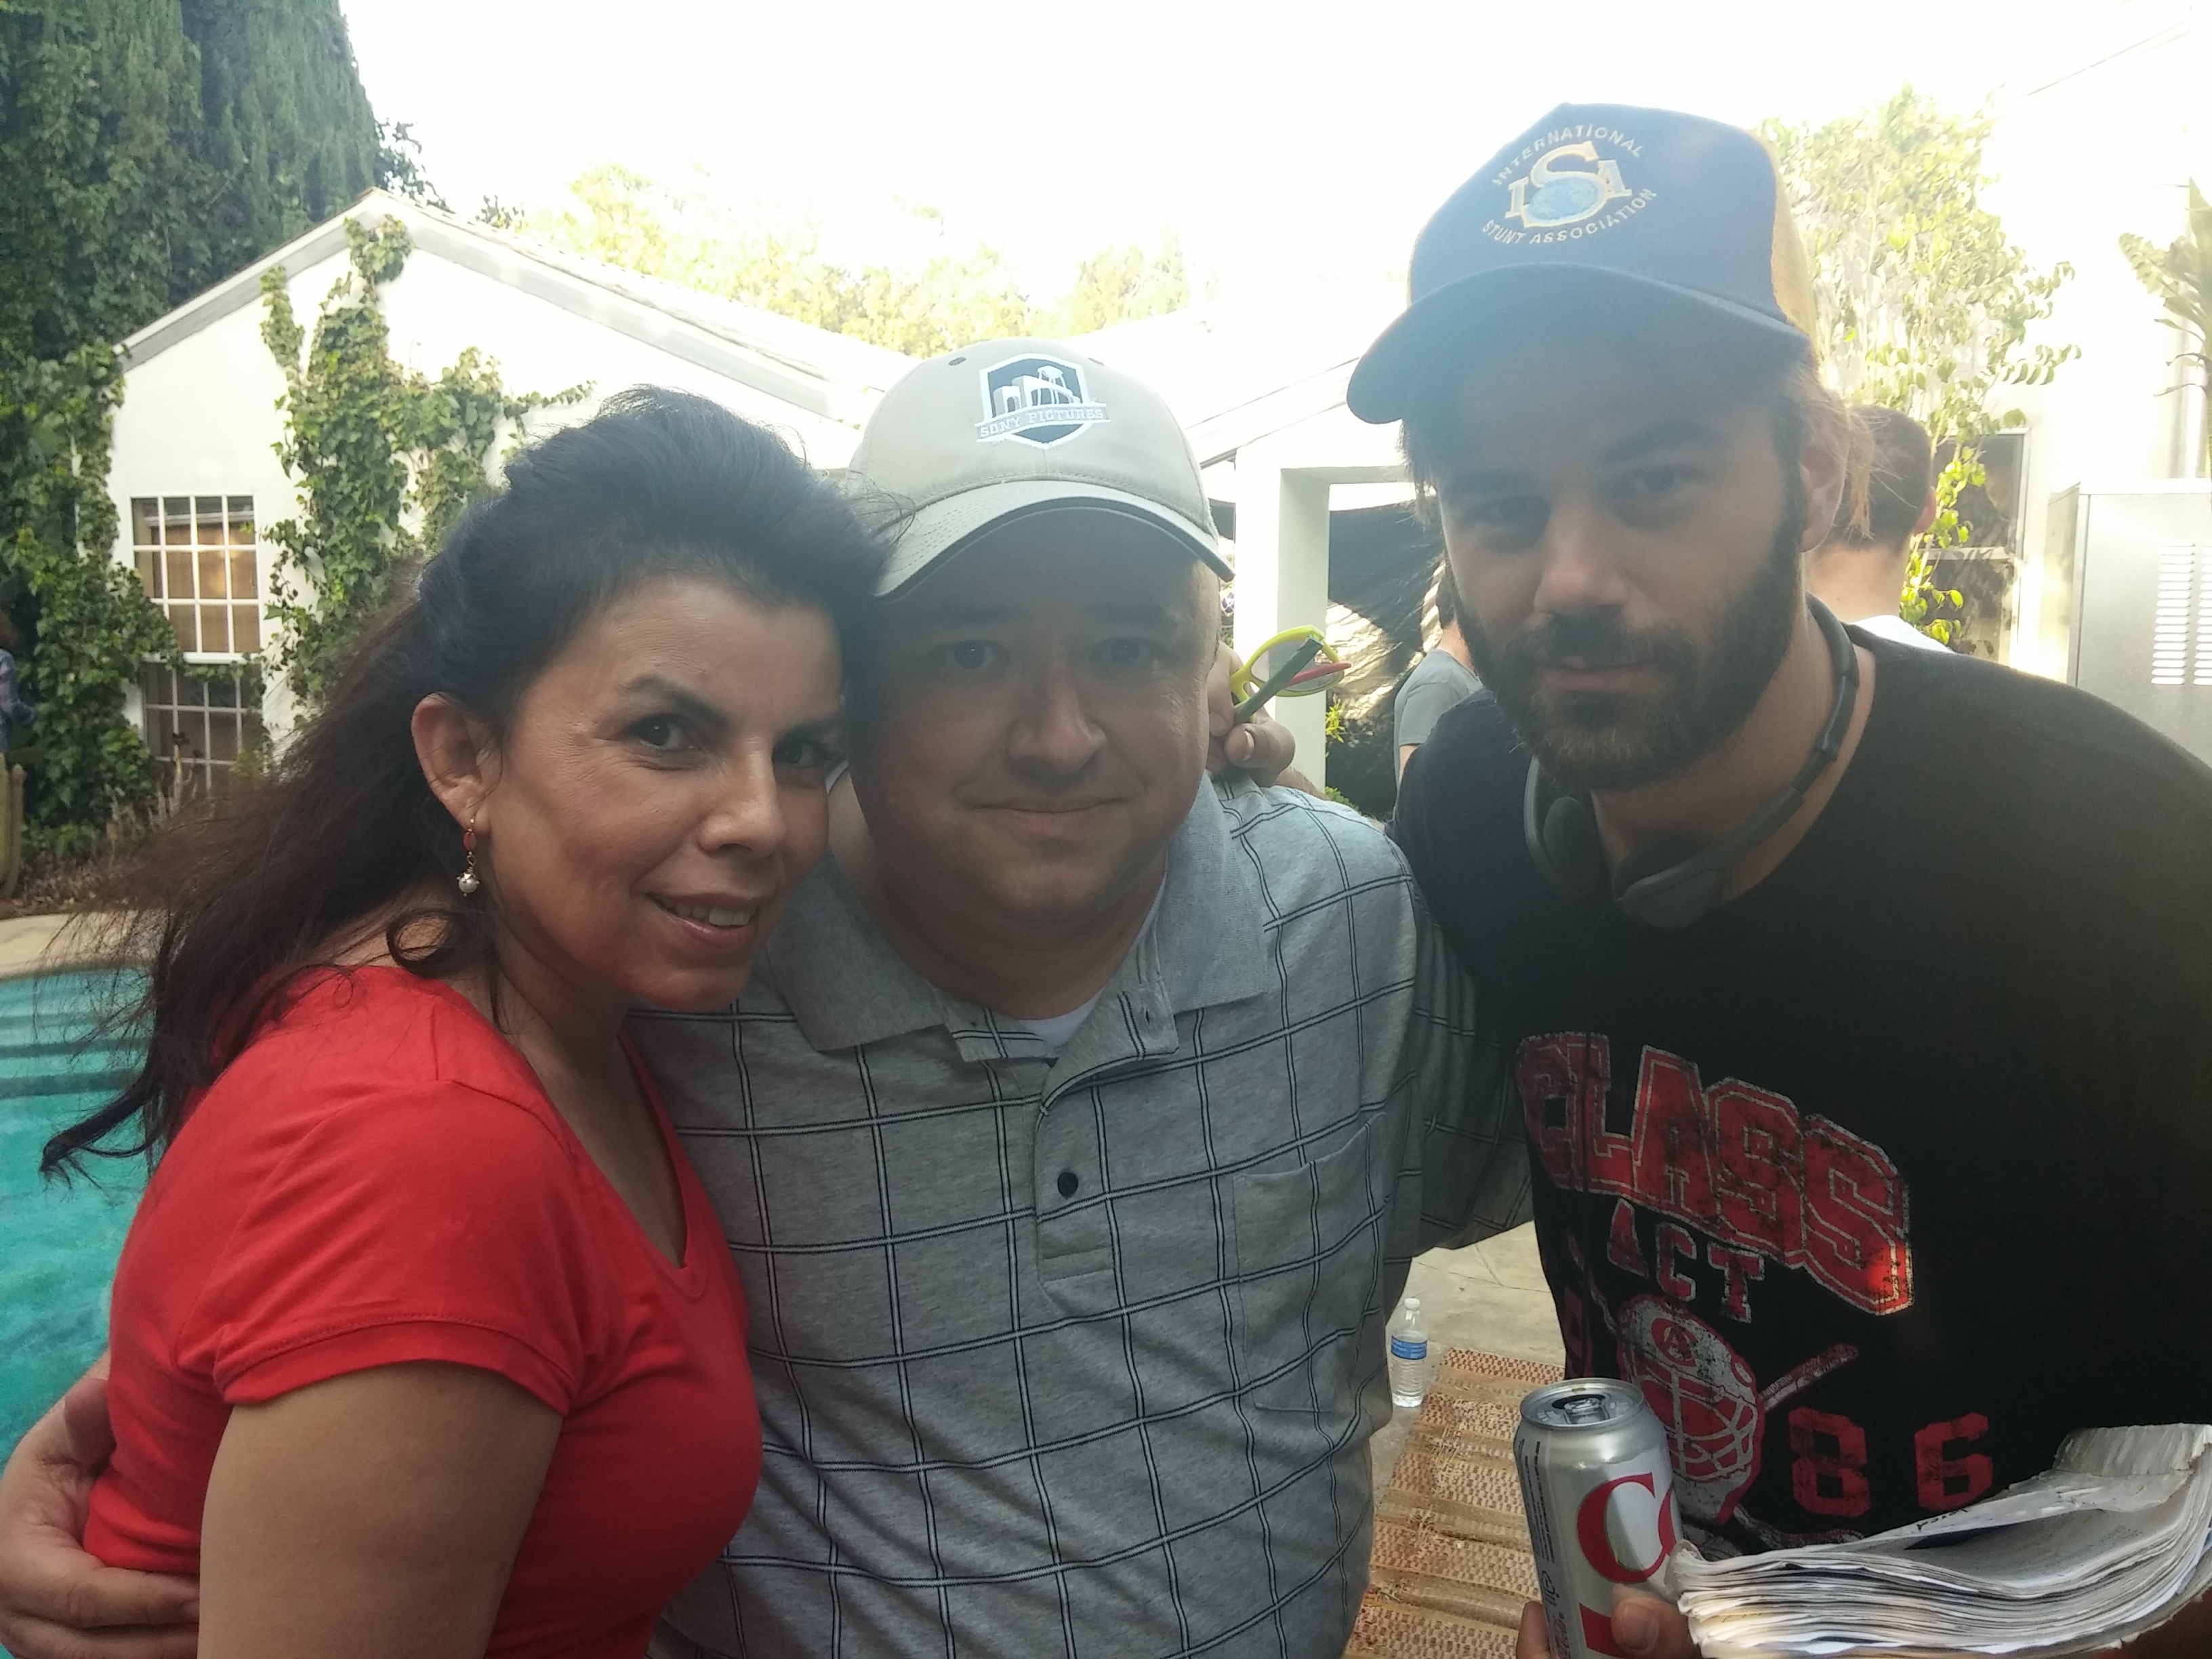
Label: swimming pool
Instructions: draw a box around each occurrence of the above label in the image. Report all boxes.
[0,970,148,1454]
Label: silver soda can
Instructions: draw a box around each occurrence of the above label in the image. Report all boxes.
[1514,1378,1681,1659]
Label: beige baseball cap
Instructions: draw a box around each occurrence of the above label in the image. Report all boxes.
[846,337,1231,598]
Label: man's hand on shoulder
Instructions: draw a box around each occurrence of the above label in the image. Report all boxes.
[1517,1591,1700,1659]
[0,1361,199,1659]
[1206,642,1317,796]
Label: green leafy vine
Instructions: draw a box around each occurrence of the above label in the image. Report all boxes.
[259,218,585,709]
[1765,89,2076,646]
[0,344,178,859]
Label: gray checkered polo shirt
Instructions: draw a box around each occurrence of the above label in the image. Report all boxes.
[633,776,1530,1659]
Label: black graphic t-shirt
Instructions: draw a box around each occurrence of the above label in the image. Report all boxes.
[1393,634,2212,1555]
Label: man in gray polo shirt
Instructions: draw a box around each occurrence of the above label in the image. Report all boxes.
[0,342,1526,1659]
[636,342,1528,1658]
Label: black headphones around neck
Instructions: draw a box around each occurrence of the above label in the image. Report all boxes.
[1521,598,1858,930]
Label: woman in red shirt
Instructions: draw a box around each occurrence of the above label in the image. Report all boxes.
[39,388,881,1658]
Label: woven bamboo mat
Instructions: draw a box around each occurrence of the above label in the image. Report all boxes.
[1345,1349,1563,1659]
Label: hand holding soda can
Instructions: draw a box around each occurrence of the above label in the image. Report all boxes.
[1515,1378,1682,1659]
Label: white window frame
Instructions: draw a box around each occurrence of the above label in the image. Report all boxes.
[127,494,266,792]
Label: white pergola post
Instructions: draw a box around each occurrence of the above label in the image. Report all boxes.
[1232,444,1334,779]
[1229,423,1412,790]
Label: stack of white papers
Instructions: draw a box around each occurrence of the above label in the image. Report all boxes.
[1675,1425,2212,1658]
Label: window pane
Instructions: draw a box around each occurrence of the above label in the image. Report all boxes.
[138,664,165,708]
[163,517,193,547]
[198,543,227,601]
[228,544,257,599]
[199,606,230,654]
[162,496,188,520]
[174,710,209,759]
[227,495,252,519]
[131,499,159,548]
[228,514,254,546]
[207,713,240,763]
[134,546,161,596]
[194,496,221,524]
[230,606,260,654]
[165,547,194,598]
[167,604,197,652]
[205,675,239,710]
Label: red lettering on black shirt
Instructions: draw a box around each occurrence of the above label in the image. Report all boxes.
[1914,1414,1995,1511]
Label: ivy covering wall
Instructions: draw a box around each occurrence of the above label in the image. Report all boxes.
[260,220,583,709]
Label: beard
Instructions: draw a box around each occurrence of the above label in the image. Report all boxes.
[1460,500,1807,793]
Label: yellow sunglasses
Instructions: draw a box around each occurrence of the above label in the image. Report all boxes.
[1231,627,1348,716]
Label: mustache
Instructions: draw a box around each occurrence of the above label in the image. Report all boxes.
[1502,611,1677,675]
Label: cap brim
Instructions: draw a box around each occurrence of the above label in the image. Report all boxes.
[874,478,1232,598]
[1347,265,1809,425]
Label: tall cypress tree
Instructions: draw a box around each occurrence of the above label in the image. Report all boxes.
[0,0,382,360]
[0,0,206,360]
[183,0,381,273]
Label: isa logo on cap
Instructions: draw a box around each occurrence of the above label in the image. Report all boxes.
[1507,142,1633,228]
[976,354,1109,447]
[1488,125,1658,246]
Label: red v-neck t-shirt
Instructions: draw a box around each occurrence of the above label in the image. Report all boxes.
[86,967,760,1659]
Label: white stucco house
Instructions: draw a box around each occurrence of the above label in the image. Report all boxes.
[106,189,913,785]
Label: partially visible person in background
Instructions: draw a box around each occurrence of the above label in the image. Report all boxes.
[1803,404,1948,651]
[1393,560,1483,776]
[0,613,37,755]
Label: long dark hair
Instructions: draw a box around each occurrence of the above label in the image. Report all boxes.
[45,388,883,1175]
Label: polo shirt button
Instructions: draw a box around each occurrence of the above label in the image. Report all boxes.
[1057,1170,1080,1198]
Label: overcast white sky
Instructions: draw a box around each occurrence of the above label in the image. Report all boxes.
[342,0,2198,302]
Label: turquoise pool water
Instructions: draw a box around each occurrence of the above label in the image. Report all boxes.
[0,970,148,1454]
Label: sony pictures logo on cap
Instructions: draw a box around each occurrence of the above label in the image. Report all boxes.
[975,353,1110,448]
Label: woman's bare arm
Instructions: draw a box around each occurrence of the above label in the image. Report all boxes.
[199,1362,560,1659]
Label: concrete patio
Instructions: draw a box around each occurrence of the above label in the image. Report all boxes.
[0,914,91,981]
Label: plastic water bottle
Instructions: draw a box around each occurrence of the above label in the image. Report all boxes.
[1388,1296,1435,1409]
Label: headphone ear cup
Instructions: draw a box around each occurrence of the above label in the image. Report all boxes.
[1540,793,1605,897]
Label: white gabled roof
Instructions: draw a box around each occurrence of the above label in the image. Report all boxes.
[120,190,914,431]
[1070,290,1401,466]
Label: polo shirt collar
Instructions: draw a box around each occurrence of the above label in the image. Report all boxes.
[763,779,1277,1059]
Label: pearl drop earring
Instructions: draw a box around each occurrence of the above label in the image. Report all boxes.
[457,821,482,897]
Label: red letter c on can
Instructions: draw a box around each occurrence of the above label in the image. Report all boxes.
[1574,1473,1678,1584]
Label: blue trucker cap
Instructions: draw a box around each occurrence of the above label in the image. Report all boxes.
[1347,103,1818,424]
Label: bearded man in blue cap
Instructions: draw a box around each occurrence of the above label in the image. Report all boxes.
[1356,105,2212,1658]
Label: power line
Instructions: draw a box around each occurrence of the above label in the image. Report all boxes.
[1988,16,2194,117]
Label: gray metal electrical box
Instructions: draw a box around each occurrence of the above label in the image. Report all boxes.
[2063,484,2212,766]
